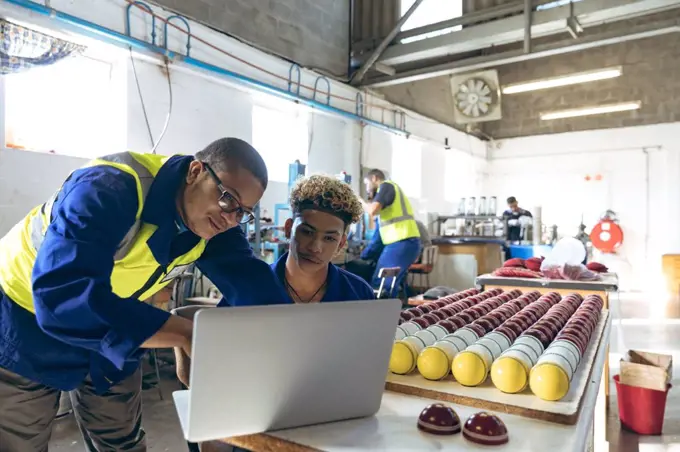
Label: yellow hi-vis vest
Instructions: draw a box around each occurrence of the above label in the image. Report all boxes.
[0,152,208,314]
[378,181,420,245]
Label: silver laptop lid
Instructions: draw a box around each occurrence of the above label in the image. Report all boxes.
[184,298,401,442]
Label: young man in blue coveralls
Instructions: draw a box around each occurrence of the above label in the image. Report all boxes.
[0,138,284,451]
[256,174,375,306]
[175,174,374,452]
[176,174,374,384]
[360,169,421,297]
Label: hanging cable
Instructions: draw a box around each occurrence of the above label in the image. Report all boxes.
[129,47,154,148]
[124,0,443,127]
[151,57,173,154]
[129,48,173,154]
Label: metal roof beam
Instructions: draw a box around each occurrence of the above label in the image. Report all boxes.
[350,0,425,85]
[366,18,680,87]
[369,0,680,67]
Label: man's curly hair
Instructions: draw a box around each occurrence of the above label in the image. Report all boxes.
[290,174,364,226]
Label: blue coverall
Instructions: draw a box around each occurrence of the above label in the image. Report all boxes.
[0,155,283,394]
[219,251,376,306]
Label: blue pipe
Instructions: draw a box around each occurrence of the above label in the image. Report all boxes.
[3,0,409,137]
[163,15,191,56]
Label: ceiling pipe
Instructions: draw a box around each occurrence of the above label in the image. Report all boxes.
[366,19,680,87]
[523,0,532,54]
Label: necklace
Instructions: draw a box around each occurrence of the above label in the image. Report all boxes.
[284,276,326,304]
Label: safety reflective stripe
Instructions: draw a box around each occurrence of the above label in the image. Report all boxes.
[28,153,155,261]
[381,184,414,226]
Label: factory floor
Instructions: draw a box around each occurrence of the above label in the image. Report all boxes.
[47,293,680,452]
[50,357,192,452]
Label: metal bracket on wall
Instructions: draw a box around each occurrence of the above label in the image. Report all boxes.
[163,15,191,57]
[287,63,301,95]
[524,0,532,53]
[355,92,364,117]
[312,76,331,105]
[397,111,406,130]
[125,1,156,46]
[566,0,583,39]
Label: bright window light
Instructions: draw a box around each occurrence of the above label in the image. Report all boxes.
[391,135,422,198]
[444,150,475,203]
[5,54,126,158]
[400,0,463,44]
[252,105,309,183]
[537,0,584,11]
[540,102,641,120]
[502,67,622,94]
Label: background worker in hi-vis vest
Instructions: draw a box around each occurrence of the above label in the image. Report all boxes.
[0,138,283,451]
[360,169,421,297]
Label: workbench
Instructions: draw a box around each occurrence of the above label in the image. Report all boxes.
[476,273,618,399]
[200,315,611,452]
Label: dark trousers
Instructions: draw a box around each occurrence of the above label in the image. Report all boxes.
[344,259,376,284]
[0,366,146,452]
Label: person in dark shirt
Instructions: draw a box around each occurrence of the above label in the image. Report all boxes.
[502,196,533,242]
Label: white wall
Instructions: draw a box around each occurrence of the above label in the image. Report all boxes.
[486,123,680,291]
[0,148,86,235]
[0,0,487,236]
[360,127,488,223]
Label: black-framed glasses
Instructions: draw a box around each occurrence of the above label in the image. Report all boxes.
[202,162,254,224]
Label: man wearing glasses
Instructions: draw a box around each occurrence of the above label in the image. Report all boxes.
[0,138,281,451]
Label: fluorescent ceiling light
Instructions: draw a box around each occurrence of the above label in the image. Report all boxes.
[540,101,641,120]
[502,67,622,94]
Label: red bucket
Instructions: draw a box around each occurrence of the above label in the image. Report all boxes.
[614,375,671,435]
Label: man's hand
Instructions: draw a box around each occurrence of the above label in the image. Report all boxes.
[175,344,192,387]
[141,315,193,351]
[362,199,381,217]
[180,334,192,358]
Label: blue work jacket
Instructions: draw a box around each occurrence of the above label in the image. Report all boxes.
[0,155,282,393]
[217,252,375,306]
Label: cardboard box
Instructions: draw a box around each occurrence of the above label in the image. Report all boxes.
[620,350,672,392]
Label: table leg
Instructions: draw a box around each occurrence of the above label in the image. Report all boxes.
[200,441,234,452]
[593,361,609,452]
[604,344,610,398]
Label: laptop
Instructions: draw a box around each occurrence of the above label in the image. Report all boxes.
[173,298,401,443]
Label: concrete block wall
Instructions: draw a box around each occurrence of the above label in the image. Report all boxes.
[483,33,680,139]
[151,0,350,76]
[377,19,680,139]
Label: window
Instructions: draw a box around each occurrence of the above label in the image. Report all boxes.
[400,0,463,44]
[537,0,583,11]
[444,150,476,203]
[252,104,309,183]
[391,135,422,198]
[5,53,126,158]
